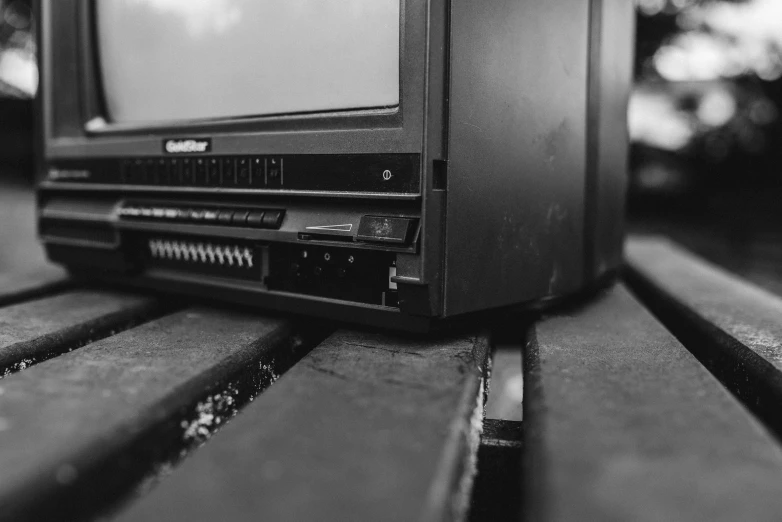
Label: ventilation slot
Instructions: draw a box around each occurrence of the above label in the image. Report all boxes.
[142,235,263,282]
[432,159,448,191]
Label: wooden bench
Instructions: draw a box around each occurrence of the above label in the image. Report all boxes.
[3,235,782,520]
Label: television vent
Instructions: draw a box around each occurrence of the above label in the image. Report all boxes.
[141,235,263,281]
[148,239,254,268]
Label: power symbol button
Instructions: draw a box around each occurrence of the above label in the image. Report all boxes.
[382,170,393,181]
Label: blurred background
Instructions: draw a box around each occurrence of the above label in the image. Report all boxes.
[630,0,782,292]
[0,0,37,274]
[2,0,782,287]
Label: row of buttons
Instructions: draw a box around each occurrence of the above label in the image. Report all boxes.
[121,157,283,188]
[119,205,285,229]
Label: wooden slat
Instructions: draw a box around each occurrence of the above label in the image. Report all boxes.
[0,289,159,375]
[626,236,782,438]
[523,284,782,522]
[115,329,490,522]
[0,264,69,307]
[0,308,296,522]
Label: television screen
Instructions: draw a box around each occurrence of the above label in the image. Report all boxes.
[95,0,400,124]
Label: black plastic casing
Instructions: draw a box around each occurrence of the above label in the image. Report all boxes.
[35,0,635,331]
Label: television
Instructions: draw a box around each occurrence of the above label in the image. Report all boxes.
[35,0,635,331]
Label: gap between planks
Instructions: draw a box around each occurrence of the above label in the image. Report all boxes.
[625,235,782,447]
[0,308,327,522]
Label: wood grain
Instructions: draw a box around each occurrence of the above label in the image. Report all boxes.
[523,284,782,522]
[0,289,161,375]
[0,263,69,307]
[115,329,490,522]
[0,308,295,522]
[626,236,782,439]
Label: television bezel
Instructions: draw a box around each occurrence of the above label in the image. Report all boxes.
[40,0,429,159]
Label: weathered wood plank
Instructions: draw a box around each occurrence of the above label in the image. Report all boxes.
[0,289,160,375]
[0,264,69,307]
[115,329,490,522]
[0,308,299,522]
[625,236,782,439]
[523,284,782,522]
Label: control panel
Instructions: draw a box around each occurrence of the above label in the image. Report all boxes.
[267,244,398,306]
[119,203,285,229]
[38,192,418,311]
[46,154,421,194]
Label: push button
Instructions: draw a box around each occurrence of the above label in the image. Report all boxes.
[222,158,236,185]
[202,209,219,223]
[261,210,284,229]
[207,158,221,185]
[194,158,208,185]
[231,210,250,226]
[120,160,132,183]
[155,158,167,184]
[267,157,282,187]
[181,158,195,185]
[189,208,206,222]
[251,157,264,187]
[246,211,265,227]
[176,208,193,222]
[128,159,144,184]
[236,158,250,186]
[356,216,417,245]
[144,158,157,184]
[167,158,181,185]
[119,205,141,218]
[217,210,234,224]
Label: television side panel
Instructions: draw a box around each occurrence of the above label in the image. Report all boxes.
[39,0,84,144]
[587,0,635,279]
[443,0,591,315]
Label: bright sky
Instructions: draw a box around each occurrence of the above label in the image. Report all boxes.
[655,0,782,82]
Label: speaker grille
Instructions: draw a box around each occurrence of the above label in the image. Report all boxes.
[141,235,262,281]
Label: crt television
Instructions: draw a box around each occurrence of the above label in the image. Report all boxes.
[35,0,635,331]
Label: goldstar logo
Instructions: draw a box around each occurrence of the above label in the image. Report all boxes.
[163,138,211,154]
